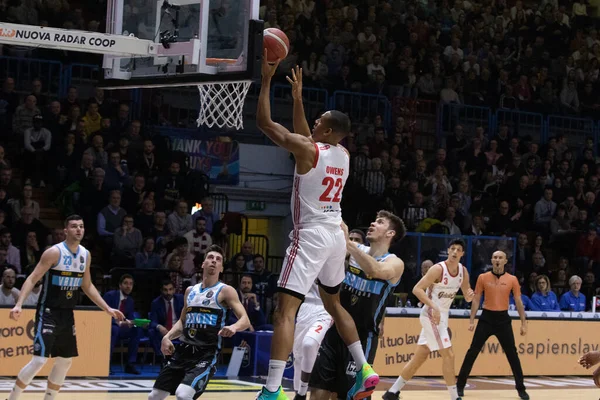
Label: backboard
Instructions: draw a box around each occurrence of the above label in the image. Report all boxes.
[101,0,262,89]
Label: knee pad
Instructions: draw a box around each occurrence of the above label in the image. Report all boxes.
[18,356,48,385]
[175,384,196,400]
[48,357,73,386]
[148,388,170,400]
[300,336,320,372]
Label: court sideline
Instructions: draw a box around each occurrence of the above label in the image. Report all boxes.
[0,377,597,399]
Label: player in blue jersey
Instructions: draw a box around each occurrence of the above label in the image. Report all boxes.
[148,244,251,400]
[8,214,125,400]
[309,210,406,400]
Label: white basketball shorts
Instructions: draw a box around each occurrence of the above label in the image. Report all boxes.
[278,226,346,298]
[293,302,334,390]
[418,312,452,352]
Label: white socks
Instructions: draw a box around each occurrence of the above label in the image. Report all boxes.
[448,384,459,399]
[8,385,23,400]
[348,341,368,366]
[298,381,309,396]
[43,388,58,400]
[389,376,407,394]
[265,360,286,392]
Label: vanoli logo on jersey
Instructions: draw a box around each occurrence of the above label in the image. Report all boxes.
[437,292,457,300]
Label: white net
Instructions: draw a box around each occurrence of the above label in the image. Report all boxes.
[196,80,252,130]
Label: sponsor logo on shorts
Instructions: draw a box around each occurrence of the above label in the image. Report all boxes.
[196,360,209,368]
[26,320,35,340]
[188,328,197,338]
[66,291,73,299]
[351,295,359,306]
[346,361,357,377]
[42,329,53,334]
[34,342,41,352]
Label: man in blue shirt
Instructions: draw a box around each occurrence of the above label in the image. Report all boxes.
[559,275,587,311]
[509,293,532,311]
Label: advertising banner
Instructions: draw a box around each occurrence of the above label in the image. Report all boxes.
[0,308,111,377]
[374,316,600,376]
[166,133,240,185]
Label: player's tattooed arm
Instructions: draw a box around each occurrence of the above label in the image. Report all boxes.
[219,285,251,336]
[287,65,312,138]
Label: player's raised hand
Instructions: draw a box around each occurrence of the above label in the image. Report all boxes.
[107,308,125,321]
[286,65,303,100]
[161,337,175,356]
[219,325,238,337]
[579,351,600,369]
[9,305,22,321]
[261,49,280,80]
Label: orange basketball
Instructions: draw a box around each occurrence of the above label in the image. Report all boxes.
[263,28,290,63]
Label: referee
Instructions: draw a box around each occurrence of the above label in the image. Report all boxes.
[456,250,530,400]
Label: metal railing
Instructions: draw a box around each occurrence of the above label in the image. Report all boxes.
[331,90,392,132]
[5,56,600,150]
[0,56,63,99]
[494,109,545,143]
[439,103,492,145]
[398,233,517,280]
[547,114,596,149]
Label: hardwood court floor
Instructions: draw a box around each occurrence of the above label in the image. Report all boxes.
[2,377,598,399]
[12,389,600,399]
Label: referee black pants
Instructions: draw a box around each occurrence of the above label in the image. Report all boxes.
[456,310,526,391]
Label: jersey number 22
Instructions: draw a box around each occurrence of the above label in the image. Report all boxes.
[319,177,343,202]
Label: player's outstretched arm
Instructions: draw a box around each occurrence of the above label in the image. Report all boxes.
[349,243,404,282]
[81,251,124,321]
[219,285,251,337]
[257,50,314,157]
[460,267,475,303]
[287,65,312,138]
[10,246,59,319]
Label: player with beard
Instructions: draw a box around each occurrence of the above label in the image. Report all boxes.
[309,210,405,400]
[8,215,125,400]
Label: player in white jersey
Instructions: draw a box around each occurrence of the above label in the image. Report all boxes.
[382,239,474,400]
[292,282,333,399]
[256,59,378,400]
[8,215,124,400]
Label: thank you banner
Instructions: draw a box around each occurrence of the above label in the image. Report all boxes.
[166,132,240,185]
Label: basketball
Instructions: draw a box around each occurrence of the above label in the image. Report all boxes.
[263,28,290,63]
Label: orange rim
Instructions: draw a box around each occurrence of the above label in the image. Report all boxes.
[206,58,238,65]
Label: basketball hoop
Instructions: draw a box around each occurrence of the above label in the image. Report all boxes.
[196,80,252,130]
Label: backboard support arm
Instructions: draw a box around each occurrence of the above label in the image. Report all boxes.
[0,22,199,59]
